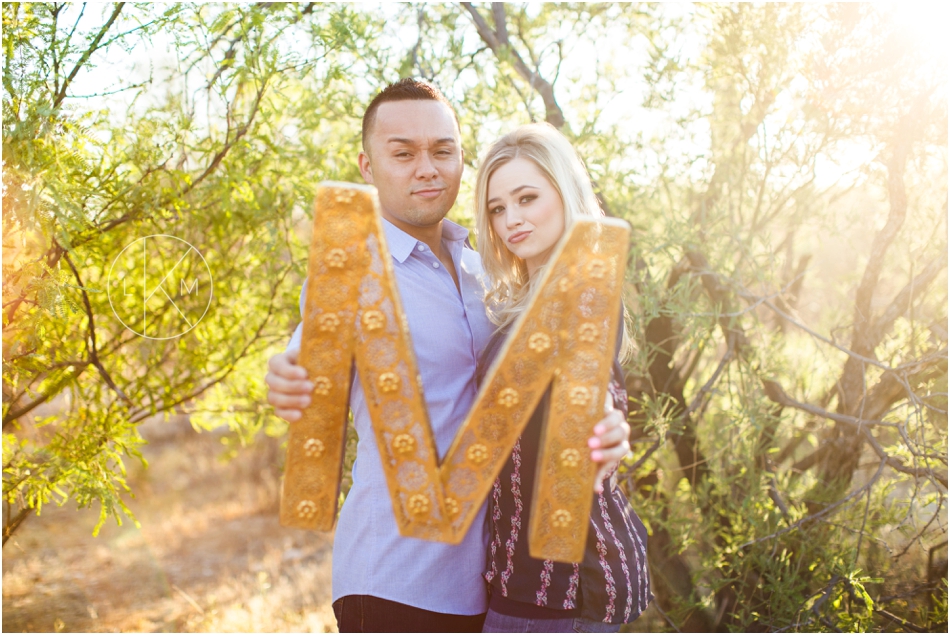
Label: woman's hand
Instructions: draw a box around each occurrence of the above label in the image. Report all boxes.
[587,395,631,493]
[265,348,314,422]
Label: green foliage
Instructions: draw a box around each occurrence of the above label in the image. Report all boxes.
[611,4,947,631]
[3,2,385,537]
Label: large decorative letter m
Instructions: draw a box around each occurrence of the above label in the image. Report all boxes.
[280,183,629,562]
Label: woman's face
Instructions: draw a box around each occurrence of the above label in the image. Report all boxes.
[486,157,566,278]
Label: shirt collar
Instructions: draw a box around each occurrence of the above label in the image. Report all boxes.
[382,217,471,263]
[441,218,471,245]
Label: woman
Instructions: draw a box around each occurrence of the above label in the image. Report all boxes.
[475,123,651,633]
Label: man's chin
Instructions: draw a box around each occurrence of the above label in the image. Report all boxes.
[401,205,453,227]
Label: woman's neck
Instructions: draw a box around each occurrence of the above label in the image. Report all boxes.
[525,257,546,281]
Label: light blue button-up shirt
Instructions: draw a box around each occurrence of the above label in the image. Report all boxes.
[288,218,496,615]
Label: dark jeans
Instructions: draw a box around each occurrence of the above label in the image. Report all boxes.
[333,595,486,633]
[482,608,621,633]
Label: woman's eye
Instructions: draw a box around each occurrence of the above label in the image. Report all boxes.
[519,195,536,204]
[489,206,504,215]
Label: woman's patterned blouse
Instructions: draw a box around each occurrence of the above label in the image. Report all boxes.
[478,328,652,625]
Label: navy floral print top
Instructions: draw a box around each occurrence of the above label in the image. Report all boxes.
[478,328,652,625]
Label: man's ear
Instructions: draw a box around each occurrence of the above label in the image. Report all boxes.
[358,151,374,185]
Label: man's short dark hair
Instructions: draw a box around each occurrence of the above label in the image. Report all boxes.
[361,78,460,153]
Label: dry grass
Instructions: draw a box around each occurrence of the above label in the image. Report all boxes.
[2,414,675,633]
[2,417,338,633]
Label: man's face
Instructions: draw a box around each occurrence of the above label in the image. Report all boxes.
[358,100,463,228]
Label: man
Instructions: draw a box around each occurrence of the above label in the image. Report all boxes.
[266,78,630,632]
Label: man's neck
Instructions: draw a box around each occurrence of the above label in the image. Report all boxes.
[383,212,445,255]
[383,210,461,293]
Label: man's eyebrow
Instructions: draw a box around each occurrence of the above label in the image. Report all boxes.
[385,137,458,145]
[487,184,539,205]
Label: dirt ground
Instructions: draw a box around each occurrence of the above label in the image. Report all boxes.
[2,416,668,633]
[2,417,338,633]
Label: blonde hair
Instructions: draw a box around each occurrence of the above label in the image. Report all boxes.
[475,123,632,363]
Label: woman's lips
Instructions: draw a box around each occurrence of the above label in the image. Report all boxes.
[508,230,530,244]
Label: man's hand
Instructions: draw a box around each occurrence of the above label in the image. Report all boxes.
[587,395,631,493]
[265,349,314,422]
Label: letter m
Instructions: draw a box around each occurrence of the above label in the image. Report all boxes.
[180,278,198,296]
[280,183,629,562]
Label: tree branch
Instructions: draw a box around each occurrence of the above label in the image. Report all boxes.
[762,379,898,429]
[62,250,130,404]
[762,377,948,487]
[839,92,931,415]
[92,79,268,239]
[52,3,125,109]
[2,365,86,428]
[2,505,30,547]
[460,2,565,128]
[857,351,948,421]
[739,459,888,549]
[868,254,947,350]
